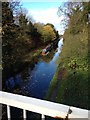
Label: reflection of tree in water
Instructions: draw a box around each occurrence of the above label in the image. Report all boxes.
[21,57,39,82]
[21,62,36,82]
[5,48,56,96]
[21,67,29,82]
[41,50,55,63]
[32,56,40,64]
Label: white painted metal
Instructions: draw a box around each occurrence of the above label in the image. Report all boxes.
[0,91,89,119]
[0,91,69,118]
[0,104,2,120]
[7,105,10,119]
[42,114,45,120]
[23,109,26,119]
[88,111,90,120]
[69,107,89,119]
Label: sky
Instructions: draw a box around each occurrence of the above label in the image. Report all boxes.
[21,2,66,34]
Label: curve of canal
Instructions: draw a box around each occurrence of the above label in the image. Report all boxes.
[5,38,63,99]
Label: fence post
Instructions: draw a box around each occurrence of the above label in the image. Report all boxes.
[7,105,11,119]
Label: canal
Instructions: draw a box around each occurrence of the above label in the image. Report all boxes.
[5,38,63,99]
[4,38,63,119]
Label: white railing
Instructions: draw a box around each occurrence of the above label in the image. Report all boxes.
[0,91,89,120]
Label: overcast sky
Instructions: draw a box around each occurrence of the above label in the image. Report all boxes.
[21,2,65,34]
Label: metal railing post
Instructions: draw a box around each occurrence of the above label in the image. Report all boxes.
[7,105,11,119]
[23,109,26,119]
[42,114,45,120]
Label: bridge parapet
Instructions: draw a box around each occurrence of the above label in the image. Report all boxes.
[0,91,89,120]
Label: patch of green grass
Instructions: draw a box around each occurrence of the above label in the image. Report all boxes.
[46,24,88,109]
[56,70,88,109]
[45,68,59,100]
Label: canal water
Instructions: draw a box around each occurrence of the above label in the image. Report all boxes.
[5,38,63,99]
[4,38,63,119]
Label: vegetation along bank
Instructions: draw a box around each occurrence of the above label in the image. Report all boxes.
[2,2,59,83]
[46,2,89,110]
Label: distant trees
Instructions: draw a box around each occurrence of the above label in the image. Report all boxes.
[34,23,59,44]
[2,1,59,79]
[27,21,41,47]
[45,23,59,40]
[41,24,56,43]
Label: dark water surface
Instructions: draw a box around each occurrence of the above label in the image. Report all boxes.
[4,39,63,119]
[5,39,63,99]
[5,53,57,99]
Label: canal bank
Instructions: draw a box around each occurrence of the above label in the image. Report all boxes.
[4,38,63,99]
[2,38,64,119]
[46,25,88,110]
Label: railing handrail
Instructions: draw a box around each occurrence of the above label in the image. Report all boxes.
[0,91,89,119]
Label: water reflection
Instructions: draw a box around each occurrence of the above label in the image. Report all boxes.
[21,60,57,98]
[5,38,63,99]
[50,38,63,63]
[5,74,23,93]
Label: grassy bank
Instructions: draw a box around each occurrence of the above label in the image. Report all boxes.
[46,23,88,109]
[45,67,59,100]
